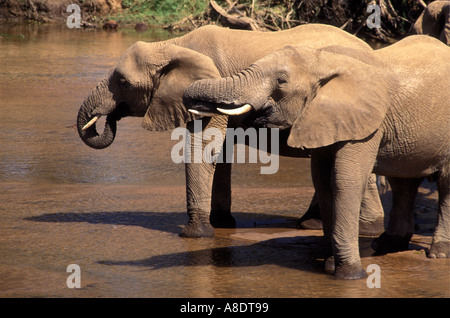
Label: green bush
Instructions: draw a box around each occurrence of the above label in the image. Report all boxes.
[117,0,208,24]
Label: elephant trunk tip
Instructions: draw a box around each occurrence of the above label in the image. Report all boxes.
[77,109,117,150]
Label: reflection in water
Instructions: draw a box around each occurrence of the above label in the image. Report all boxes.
[0,23,448,298]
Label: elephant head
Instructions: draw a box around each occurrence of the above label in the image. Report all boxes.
[411,0,450,45]
[184,45,389,149]
[77,41,221,149]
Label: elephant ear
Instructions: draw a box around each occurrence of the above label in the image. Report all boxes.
[287,49,389,149]
[142,45,221,131]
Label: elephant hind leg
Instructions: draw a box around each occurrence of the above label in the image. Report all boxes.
[371,177,423,254]
[429,166,450,258]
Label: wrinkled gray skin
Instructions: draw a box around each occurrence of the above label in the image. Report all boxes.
[77,24,384,238]
[411,0,450,45]
[184,35,450,279]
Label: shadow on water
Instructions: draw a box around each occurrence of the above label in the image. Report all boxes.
[24,210,328,275]
[25,210,427,274]
[98,236,426,274]
[25,211,187,235]
[24,211,299,236]
[96,235,330,275]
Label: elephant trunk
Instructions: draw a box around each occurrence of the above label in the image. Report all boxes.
[77,78,117,149]
[184,66,264,115]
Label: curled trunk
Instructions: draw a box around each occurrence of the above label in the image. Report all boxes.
[184,67,263,110]
[77,78,117,149]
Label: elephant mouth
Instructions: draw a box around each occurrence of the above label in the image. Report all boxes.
[243,104,276,128]
[111,101,135,120]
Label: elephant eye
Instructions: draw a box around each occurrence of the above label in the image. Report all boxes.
[276,74,288,85]
[118,77,130,89]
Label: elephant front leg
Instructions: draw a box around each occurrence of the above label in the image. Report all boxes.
[330,137,381,279]
[210,161,235,228]
[332,170,371,279]
[181,160,216,238]
[297,174,385,236]
[310,151,334,273]
[180,116,229,238]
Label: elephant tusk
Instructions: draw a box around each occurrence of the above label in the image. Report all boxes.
[217,104,252,116]
[82,115,100,131]
[188,109,218,117]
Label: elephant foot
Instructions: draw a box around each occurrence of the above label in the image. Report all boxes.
[296,203,322,230]
[179,221,215,238]
[210,210,236,228]
[324,256,335,274]
[359,217,385,237]
[297,217,323,230]
[428,241,450,258]
[324,257,367,279]
[334,262,367,280]
[371,232,411,254]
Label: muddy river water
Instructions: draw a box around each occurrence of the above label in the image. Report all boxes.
[0,23,448,299]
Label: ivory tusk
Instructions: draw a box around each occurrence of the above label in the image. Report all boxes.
[217,104,252,116]
[188,109,218,117]
[82,115,100,131]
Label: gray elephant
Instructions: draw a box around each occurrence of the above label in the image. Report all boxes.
[76,24,384,238]
[411,0,450,45]
[183,35,450,279]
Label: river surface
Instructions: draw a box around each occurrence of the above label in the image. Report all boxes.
[0,23,448,299]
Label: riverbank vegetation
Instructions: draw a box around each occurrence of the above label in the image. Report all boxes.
[110,0,428,42]
[109,0,209,25]
[0,0,433,42]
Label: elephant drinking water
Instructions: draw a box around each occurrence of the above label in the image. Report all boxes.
[184,35,450,279]
[76,24,384,238]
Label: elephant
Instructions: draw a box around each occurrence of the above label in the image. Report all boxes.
[76,23,384,238]
[411,0,450,45]
[183,35,450,279]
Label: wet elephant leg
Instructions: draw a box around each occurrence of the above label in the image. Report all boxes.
[210,161,235,228]
[310,152,334,264]
[180,116,229,238]
[358,174,385,236]
[429,166,450,258]
[298,174,385,237]
[371,177,423,253]
[296,192,322,230]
